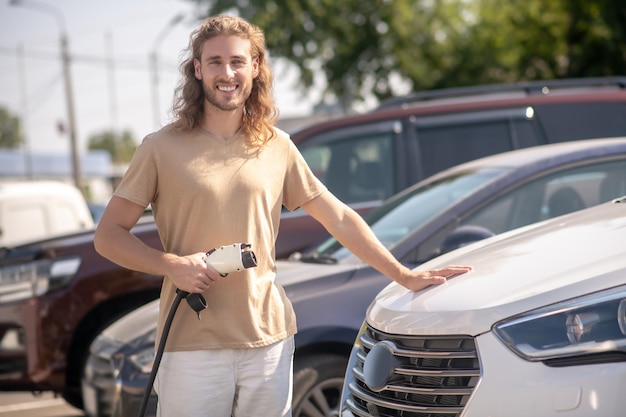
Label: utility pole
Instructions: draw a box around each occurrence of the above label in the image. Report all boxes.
[10,0,83,193]
[105,31,119,132]
[17,43,33,179]
[150,13,185,130]
[60,32,82,191]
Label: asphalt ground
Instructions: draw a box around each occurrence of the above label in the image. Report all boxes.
[0,392,85,417]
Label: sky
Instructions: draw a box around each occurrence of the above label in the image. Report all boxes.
[0,0,318,155]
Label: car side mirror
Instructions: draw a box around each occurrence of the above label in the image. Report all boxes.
[440,225,495,255]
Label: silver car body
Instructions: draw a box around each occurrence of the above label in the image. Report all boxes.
[342,198,626,416]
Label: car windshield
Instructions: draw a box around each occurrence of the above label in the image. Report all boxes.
[305,167,508,262]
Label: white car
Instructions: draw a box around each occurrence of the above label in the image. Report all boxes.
[340,196,626,417]
[0,180,94,247]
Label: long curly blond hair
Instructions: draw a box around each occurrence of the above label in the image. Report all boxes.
[171,15,278,145]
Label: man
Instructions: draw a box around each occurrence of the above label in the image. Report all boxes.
[94,15,472,417]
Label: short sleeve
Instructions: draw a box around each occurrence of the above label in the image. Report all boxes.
[113,135,159,208]
[282,139,327,211]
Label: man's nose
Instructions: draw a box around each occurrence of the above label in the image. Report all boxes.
[222,64,236,77]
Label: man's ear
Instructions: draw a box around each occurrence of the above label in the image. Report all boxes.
[193,58,202,80]
[252,56,259,79]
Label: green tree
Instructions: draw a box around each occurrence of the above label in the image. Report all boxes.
[87,129,137,164]
[469,0,626,81]
[190,0,447,107]
[0,106,24,148]
[559,0,626,76]
[188,0,626,108]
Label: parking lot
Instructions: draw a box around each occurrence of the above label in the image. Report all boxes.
[0,392,84,417]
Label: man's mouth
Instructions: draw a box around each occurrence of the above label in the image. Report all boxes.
[218,85,237,92]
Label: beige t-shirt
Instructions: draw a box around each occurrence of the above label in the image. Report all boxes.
[114,124,327,350]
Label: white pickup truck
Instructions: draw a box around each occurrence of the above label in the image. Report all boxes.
[341,197,626,417]
[0,180,94,247]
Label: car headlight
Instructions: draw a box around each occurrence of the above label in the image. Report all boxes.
[127,329,157,374]
[494,285,626,364]
[0,257,81,303]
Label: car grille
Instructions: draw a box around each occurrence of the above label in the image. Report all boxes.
[345,324,480,417]
[83,351,116,417]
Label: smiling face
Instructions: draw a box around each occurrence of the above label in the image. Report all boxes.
[193,35,259,112]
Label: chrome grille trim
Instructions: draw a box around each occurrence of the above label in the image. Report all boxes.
[361,332,477,359]
[345,399,373,417]
[83,352,116,417]
[346,324,481,417]
[349,382,465,414]
[353,367,475,395]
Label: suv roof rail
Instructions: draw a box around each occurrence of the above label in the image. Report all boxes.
[376,77,626,110]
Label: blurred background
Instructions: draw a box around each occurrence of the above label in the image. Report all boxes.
[0,0,323,202]
[1,0,625,203]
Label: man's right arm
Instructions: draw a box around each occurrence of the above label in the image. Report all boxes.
[94,196,218,293]
[94,195,166,275]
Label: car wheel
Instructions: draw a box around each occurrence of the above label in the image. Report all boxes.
[292,354,347,417]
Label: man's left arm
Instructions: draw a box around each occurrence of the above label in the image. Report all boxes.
[300,192,472,291]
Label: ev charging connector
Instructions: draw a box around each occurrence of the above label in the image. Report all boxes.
[137,243,258,417]
[181,243,257,317]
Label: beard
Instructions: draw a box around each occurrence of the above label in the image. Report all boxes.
[202,80,252,111]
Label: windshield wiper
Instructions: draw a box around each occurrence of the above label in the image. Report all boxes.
[298,253,338,264]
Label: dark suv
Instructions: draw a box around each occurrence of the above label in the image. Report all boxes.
[283,77,626,250]
[1,77,626,413]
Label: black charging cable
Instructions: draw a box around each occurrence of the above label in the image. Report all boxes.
[137,289,206,417]
[136,243,257,417]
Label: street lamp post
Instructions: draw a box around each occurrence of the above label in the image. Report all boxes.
[10,0,82,193]
[16,43,33,179]
[150,13,185,130]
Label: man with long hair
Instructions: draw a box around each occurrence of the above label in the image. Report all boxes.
[94,15,471,417]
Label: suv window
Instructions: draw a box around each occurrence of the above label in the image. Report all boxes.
[300,128,396,204]
[461,159,626,234]
[538,102,626,142]
[413,108,542,178]
[409,158,626,262]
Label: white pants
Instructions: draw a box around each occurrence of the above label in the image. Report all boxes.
[154,336,294,417]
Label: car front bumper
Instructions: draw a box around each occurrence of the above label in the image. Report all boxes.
[0,296,70,391]
[341,329,626,417]
[82,337,155,417]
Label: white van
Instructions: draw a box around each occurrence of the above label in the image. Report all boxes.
[0,180,94,247]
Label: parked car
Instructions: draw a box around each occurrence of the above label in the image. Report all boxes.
[82,138,626,417]
[340,196,626,417]
[0,180,93,247]
[87,202,107,224]
[282,76,626,253]
[3,77,626,413]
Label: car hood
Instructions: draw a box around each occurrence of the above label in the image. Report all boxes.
[367,200,626,336]
[100,298,160,343]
